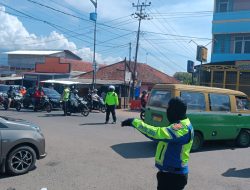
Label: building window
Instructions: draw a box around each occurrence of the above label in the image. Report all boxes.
[218,0,229,12]
[234,37,250,54]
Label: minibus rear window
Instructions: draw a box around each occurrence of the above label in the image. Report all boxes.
[148,90,171,108]
[236,96,250,110]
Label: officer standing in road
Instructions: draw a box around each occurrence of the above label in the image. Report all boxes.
[105,85,119,124]
[61,85,70,116]
[121,97,194,190]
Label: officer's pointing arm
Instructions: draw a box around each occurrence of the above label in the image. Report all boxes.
[122,118,174,142]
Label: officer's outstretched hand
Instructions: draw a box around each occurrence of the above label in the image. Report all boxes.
[121,118,134,127]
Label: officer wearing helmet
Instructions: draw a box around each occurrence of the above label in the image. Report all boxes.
[121,97,194,190]
[104,85,119,124]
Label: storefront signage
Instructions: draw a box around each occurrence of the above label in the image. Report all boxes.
[236,61,250,71]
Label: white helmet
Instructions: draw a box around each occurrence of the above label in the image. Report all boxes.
[109,85,115,90]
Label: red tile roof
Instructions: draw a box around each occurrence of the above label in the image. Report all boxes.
[60,58,106,73]
[77,61,179,84]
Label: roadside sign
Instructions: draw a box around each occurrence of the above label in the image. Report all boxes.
[125,71,132,82]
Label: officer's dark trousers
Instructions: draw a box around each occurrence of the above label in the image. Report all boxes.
[157,171,188,190]
[106,105,116,122]
[63,101,69,115]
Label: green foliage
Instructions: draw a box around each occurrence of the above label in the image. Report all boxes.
[173,72,197,85]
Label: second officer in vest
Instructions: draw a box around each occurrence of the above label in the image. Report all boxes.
[104,85,119,124]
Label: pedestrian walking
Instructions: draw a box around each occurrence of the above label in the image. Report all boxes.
[104,85,119,124]
[61,85,70,116]
[121,97,194,190]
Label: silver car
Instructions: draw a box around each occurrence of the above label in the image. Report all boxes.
[0,116,46,175]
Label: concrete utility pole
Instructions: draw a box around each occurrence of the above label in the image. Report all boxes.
[131,0,151,99]
[90,0,97,90]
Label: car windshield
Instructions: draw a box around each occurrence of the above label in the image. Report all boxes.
[43,88,60,97]
[0,85,10,93]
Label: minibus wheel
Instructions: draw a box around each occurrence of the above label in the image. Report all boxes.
[191,131,204,152]
[236,130,250,148]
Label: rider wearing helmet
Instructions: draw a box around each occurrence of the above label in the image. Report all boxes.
[33,86,45,110]
[141,90,148,108]
[19,86,27,96]
[91,89,100,108]
[7,86,16,108]
[104,85,119,124]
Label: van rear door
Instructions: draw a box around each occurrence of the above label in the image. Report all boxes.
[144,89,171,127]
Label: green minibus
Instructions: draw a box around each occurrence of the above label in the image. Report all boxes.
[144,84,250,151]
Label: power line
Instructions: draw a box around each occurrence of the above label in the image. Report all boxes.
[0,5,133,48]
[148,8,196,56]
[140,46,179,75]
[142,36,183,72]
[23,0,212,40]
[131,0,151,99]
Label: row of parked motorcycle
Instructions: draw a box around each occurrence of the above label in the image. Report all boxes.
[0,87,106,117]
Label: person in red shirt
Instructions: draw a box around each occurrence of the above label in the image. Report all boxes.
[33,86,44,110]
[19,86,27,96]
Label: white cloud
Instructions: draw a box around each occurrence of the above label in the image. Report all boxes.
[0,6,121,64]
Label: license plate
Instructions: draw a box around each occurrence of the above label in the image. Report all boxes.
[153,115,163,122]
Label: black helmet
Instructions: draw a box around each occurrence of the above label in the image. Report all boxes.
[167,97,187,124]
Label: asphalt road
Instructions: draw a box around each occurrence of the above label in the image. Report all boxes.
[0,109,249,190]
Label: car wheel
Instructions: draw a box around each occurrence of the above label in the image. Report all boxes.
[236,130,250,148]
[191,132,204,152]
[6,146,36,175]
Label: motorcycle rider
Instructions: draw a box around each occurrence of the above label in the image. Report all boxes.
[104,85,119,124]
[33,86,45,110]
[70,87,79,108]
[141,90,148,108]
[7,86,16,108]
[19,86,27,96]
[91,89,100,109]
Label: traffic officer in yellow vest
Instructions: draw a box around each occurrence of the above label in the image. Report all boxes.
[105,85,119,124]
[121,97,194,190]
[61,85,70,116]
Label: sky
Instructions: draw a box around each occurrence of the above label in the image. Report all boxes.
[0,0,214,76]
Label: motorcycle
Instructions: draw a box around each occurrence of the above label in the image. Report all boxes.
[63,96,89,117]
[0,92,6,107]
[33,96,52,112]
[85,96,106,113]
[3,94,22,111]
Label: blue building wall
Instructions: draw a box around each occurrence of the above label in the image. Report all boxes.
[212,0,250,62]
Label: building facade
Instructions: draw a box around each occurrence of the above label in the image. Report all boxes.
[5,50,81,70]
[212,0,250,62]
[198,0,250,97]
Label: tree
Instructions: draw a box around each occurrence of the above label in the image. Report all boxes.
[173,72,196,85]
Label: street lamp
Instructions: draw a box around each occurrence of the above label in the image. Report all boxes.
[90,0,97,90]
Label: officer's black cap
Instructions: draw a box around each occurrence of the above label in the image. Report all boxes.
[167,97,187,124]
